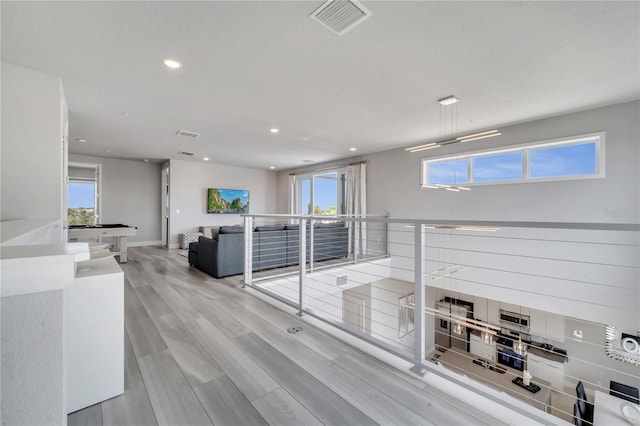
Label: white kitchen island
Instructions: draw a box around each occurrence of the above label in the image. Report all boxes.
[68,256,124,413]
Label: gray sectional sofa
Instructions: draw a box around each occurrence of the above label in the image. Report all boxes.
[189,222,348,278]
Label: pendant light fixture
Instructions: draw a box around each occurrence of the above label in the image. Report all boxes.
[513,305,528,355]
[482,330,493,344]
[513,338,528,356]
[481,297,493,343]
[406,94,501,155]
[452,321,464,335]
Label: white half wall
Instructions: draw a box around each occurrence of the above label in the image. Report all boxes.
[168,159,278,248]
[69,154,162,244]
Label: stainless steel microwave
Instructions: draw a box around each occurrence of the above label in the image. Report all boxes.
[499,309,530,331]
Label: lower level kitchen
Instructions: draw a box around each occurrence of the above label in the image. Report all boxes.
[428,291,639,424]
[308,277,638,424]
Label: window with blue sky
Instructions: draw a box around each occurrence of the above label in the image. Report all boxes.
[529,142,597,178]
[473,151,523,182]
[428,159,468,185]
[422,133,603,188]
[296,170,345,215]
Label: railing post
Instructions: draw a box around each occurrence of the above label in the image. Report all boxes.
[309,218,315,273]
[385,214,390,258]
[243,216,253,288]
[411,223,426,376]
[354,218,359,264]
[298,218,306,317]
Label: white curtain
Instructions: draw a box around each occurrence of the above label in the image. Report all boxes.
[346,162,367,256]
[289,174,298,216]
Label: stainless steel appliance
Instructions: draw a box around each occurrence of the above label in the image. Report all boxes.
[499,309,530,332]
[495,328,530,371]
[435,302,470,351]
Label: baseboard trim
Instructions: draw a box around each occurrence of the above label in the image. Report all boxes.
[128,240,162,247]
[168,243,180,249]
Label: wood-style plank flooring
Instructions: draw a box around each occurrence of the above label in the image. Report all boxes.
[68,246,505,426]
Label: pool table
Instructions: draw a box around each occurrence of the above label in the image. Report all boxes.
[68,224,137,263]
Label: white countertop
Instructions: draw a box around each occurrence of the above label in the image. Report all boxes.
[0,218,62,245]
[1,243,90,297]
[435,346,552,411]
[594,389,640,426]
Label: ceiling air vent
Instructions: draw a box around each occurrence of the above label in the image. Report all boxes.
[176,130,200,138]
[310,0,371,36]
[178,151,194,156]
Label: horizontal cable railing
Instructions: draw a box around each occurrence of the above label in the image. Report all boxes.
[241,214,639,424]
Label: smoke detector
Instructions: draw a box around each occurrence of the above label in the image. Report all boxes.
[310,0,371,36]
[176,130,200,138]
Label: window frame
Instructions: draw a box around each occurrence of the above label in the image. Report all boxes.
[293,167,347,215]
[421,132,605,188]
[67,162,102,225]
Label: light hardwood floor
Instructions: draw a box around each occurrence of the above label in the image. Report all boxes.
[68,246,508,426]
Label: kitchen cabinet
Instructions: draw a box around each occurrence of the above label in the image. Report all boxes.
[545,313,565,342]
[530,309,546,337]
[470,333,496,361]
[527,352,564,390]
[472,296,487,322]
[529,309,565,342]
[487,299,500,324]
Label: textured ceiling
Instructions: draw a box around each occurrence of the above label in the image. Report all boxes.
[2,1,639,170]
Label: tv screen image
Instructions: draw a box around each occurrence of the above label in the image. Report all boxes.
[207,188,249,214]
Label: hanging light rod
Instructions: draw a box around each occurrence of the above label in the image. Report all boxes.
[405,129,502,153]
[438,95,459,106]
[421,183,471,192]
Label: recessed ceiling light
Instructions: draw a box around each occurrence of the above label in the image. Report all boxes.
[438,95,459,106]
[163,58,182,69]
[349,147,357,151]
[269,166,275,170]
[203,157,209,161]
[269,128,280,134]
[77,138,87,143]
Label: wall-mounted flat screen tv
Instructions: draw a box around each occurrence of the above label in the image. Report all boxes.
[207,188,250,214]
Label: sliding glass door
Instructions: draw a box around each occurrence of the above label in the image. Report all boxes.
[294,169,346,215]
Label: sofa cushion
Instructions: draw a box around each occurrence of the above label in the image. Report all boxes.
[219,225,244,234]
[199,226,221,239]
[210,226,220,239]
[255,225,285,232]
[179,232,204,249]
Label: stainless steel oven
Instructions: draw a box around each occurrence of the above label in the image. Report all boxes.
[499,309,530,332]
[495,328,528,371]
[496,345,525,371]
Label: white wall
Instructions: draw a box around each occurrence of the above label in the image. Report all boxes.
[168,159,278,248]
[363,101,639,223]
[69,154,162,245]
[277,101,640,329]
[1,62,66,227]
[0,63,69,425]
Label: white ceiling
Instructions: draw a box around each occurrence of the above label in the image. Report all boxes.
[2,1,639,170]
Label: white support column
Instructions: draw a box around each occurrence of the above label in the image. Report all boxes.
[243,216,253,288]
[298,218,306,317]
[309,218,315,272]
[411,223,426,376]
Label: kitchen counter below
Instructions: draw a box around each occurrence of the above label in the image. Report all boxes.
[528,345,567,363]
[434,347,552,412]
